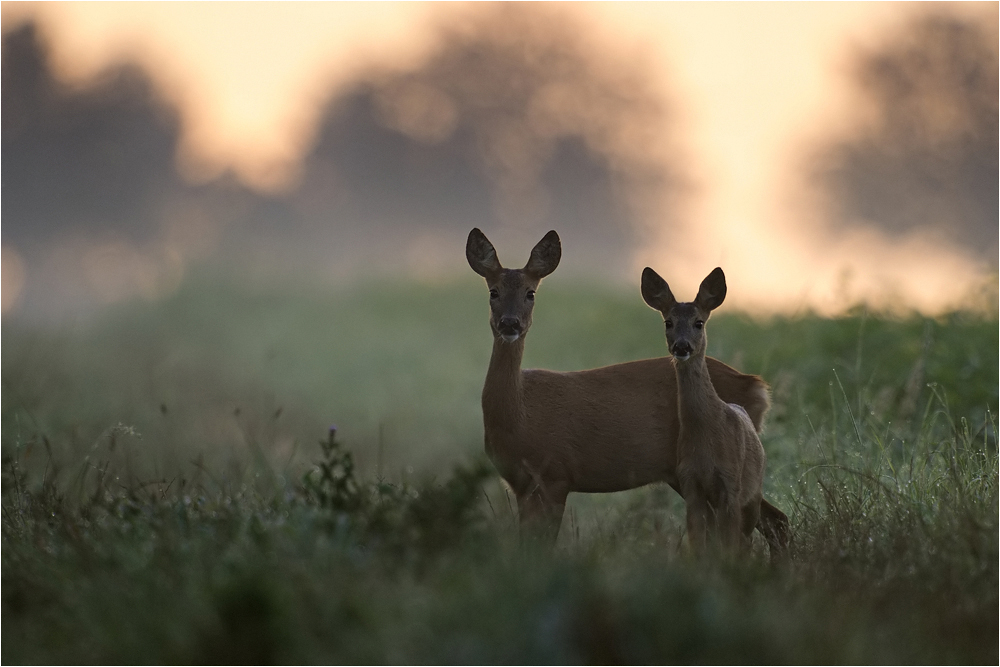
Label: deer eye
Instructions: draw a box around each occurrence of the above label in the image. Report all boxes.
[489,289,499,300]
[526,290,535,301]
[664,320,673,329]
[694,320,704,330]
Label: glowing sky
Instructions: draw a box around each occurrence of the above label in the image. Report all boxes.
[4,2,946,192]
[2,1,995,314]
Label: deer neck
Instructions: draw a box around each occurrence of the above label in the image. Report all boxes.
[674,351,719,427]
[482,336,526,432]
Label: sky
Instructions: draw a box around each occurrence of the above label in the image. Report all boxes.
[2,1,996,315]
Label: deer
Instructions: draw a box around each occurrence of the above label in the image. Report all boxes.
[466,228,788,558]
[641,266,766,556]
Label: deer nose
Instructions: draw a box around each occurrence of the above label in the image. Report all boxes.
[671,341,693,359]
[499,316,521,333]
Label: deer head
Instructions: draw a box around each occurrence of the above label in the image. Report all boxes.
[641,267,727,362]
[466,228,561,343]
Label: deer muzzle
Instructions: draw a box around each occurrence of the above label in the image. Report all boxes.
[671,341,693,361]
[498,316,522,342]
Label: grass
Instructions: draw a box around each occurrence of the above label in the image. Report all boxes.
[3,272,998,663]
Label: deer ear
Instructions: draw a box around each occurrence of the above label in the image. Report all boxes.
[466,228,502,278]
[523,230,561,279]
[641,267,676,312]
[695,267,727,312]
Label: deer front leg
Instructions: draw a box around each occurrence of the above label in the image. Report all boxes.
[682,486,710,556]
[516,481,567,546]
[694,471,741,556]
[715,499,744,554]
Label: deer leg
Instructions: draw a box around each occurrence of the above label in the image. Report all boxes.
[756,499,790,562]
[516,482,567,547]
[704,471,744,555]
[682,485,709,556]
[740,496,762,555]
[712,495,742,555]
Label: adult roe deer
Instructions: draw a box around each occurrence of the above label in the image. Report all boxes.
[641,266,767,556]
[466,228,788,556]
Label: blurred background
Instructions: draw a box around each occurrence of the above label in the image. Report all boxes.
[2,2,997,318]
[2,2,998,478]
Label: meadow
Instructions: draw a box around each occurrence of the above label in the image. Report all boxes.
[3,271,998,664]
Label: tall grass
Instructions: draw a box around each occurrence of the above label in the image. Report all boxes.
[3,275,997,663]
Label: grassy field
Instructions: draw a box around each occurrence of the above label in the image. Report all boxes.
[3,272,998,663]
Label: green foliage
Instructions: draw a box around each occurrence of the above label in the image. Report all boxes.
[298,425,495,559]
[301,428,363,513]
[2,276,997,663]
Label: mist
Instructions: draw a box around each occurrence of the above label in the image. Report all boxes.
[809,12,998,264]
[3,7,690,317]
[2,5,996,319]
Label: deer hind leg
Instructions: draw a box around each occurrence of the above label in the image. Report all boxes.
[757,499,790,563]
[740,496,762,555]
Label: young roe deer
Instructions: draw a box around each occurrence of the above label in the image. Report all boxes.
[467,228,788,555]
[641,266,767,556]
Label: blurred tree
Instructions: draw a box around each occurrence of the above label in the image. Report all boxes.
[2,8,687,308]
[1,22,273,316]
[283,5,684,277]
[2,22,186,248]
[812,13,999,264]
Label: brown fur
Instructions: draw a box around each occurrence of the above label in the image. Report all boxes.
[468,229,788,555]
[642,266,783,558]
